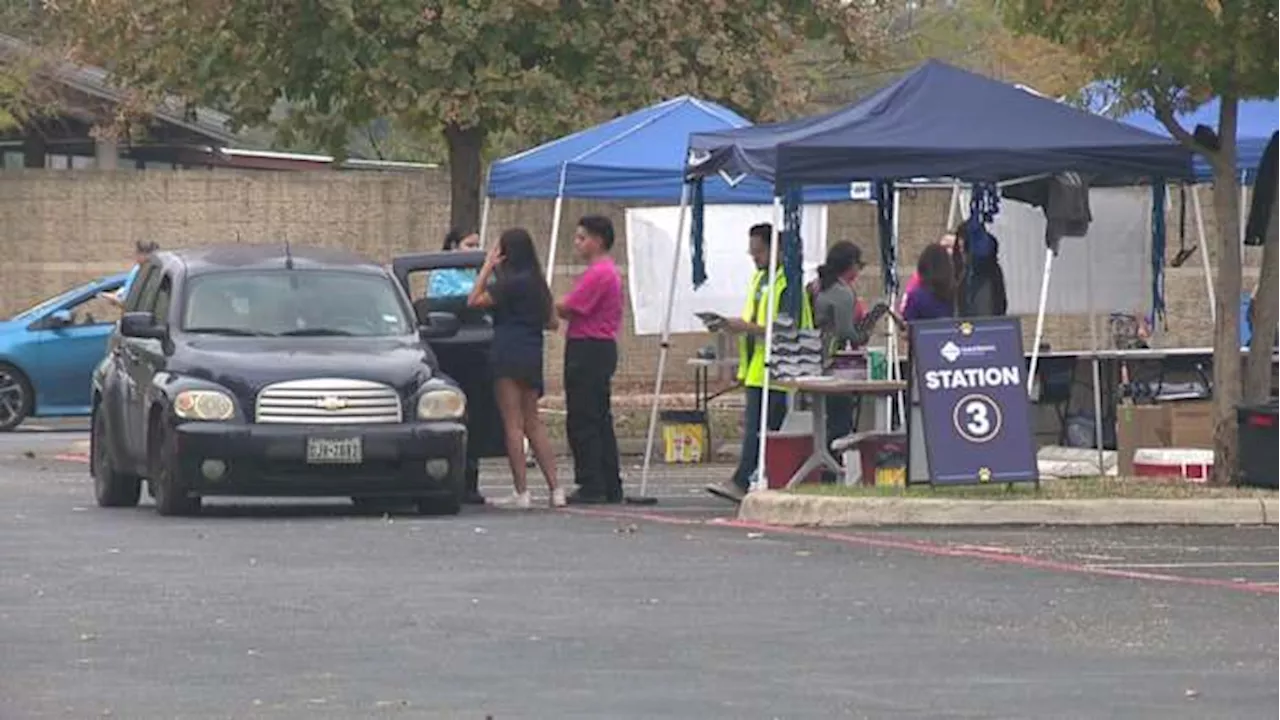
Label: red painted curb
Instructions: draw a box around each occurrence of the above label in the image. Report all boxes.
[53,453,89,464]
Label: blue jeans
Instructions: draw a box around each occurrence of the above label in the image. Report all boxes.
[732,388,788,491]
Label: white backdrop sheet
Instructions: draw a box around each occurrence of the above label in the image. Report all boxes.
[626,205,829,336]
[965,187,1153,316]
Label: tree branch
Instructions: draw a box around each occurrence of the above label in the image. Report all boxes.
[1150,91,1210,154]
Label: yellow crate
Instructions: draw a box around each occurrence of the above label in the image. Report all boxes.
[662,423,706,464]
[875,466,905,488]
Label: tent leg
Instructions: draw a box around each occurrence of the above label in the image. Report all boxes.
[1085,235,1106,475]
[1027,248,1055,397]
[635,184,692,504]
[751,197,785,494]
[546,192,566,286]
[478,195,492,247]
[1239,172,1248,248]
[945,180,962,229]
[890,185,906,430]
[1191,185,1216,322]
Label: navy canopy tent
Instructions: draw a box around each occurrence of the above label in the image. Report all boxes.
[681,60,1195,490]
[687,60,1193,188]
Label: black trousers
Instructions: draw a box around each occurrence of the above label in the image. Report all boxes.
[565,339,622,499]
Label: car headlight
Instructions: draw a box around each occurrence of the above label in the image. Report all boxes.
[417,387,466,420]
[173,389,236,421]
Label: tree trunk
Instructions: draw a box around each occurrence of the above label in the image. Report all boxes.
[444,123,486,236]
[1209,170,1244,485]
[1243,198,1278,404]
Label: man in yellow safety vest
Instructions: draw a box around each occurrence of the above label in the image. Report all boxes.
[706,223,812,503]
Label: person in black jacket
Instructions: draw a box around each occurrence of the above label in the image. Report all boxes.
[954,221,1007,318]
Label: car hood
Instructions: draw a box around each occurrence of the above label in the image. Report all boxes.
[169,335,436,400]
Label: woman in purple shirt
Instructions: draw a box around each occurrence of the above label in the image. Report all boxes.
[902,242,957,321]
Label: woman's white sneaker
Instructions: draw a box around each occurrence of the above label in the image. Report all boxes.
[493,491,532,509]
[550,487,567,508]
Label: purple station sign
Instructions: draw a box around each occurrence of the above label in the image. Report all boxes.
[910,317,1038,485]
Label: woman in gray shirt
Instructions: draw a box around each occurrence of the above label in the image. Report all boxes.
[811,241,864,458]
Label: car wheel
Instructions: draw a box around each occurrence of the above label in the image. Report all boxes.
[149,420,201,517]
[0,362,34,432]
[91,407,141,508]
[415,493,461,516]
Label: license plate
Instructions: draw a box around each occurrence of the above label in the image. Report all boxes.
[306,437,363,465]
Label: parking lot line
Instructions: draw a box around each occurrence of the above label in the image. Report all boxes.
[563,506,1280,596]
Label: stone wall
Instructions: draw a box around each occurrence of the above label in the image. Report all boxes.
[0,169,1261,395]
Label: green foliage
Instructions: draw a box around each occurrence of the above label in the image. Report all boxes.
[1005,0,1278,125]
[55,0,875,158]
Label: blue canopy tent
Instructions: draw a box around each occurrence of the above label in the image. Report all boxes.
[1103,96,1278,321]
[482,95,850,282]
[684,60,1194,487]
[484,96,855,500]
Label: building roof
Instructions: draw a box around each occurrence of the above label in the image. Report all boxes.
[0,32,239,145]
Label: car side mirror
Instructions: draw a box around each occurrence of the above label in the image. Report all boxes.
[48,309,73,328]
[419,311,461,340]
[120,311,167,340]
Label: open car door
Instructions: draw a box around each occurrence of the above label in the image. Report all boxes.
[392,251,504,460]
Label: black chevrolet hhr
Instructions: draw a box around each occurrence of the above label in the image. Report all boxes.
[90,244,496,516]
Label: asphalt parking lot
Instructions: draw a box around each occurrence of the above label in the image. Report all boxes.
[0,431,1276,719]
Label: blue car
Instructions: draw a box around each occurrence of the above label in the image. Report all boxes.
[0,273,128,431]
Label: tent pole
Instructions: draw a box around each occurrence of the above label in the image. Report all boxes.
[946,180,962,229]
[636,183,692,502]
[545,166,569,286]
[1027,248,1054,397]
[1190,184,1216,322]
[751,196,785,494]
[1086,236,1105,475]
[890,185,906,429]
[479,195,492,247]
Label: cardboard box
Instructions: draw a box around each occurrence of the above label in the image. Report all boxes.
[1166,400,1214,449]
[1115,400,1215,475]
[1115,404,1169,476]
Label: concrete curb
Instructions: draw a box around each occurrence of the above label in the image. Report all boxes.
[738,491,1279,527]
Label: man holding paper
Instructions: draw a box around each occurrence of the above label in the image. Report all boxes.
[703,223,805,503]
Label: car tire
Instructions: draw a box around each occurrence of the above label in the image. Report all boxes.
[0,362,34,432]
[415,493,461,516]
[91,407,141,508]
[149,420,201,517]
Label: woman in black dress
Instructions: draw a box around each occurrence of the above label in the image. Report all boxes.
[467,228,563,508]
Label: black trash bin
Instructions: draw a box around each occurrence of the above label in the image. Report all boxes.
[1237,401,1278,489]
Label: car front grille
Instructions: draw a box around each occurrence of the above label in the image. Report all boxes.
[255,378,403,425]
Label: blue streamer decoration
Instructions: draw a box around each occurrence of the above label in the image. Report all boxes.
[1150,180,1167,329]
[690,178,708,289]
[874,181,898,298]
[781,186,804,320]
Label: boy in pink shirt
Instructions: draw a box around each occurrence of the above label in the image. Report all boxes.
[555,215,624,504]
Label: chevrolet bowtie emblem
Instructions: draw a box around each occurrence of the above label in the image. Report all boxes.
[317,395,348,411]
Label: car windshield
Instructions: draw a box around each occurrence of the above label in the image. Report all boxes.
[182,270,413,337]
